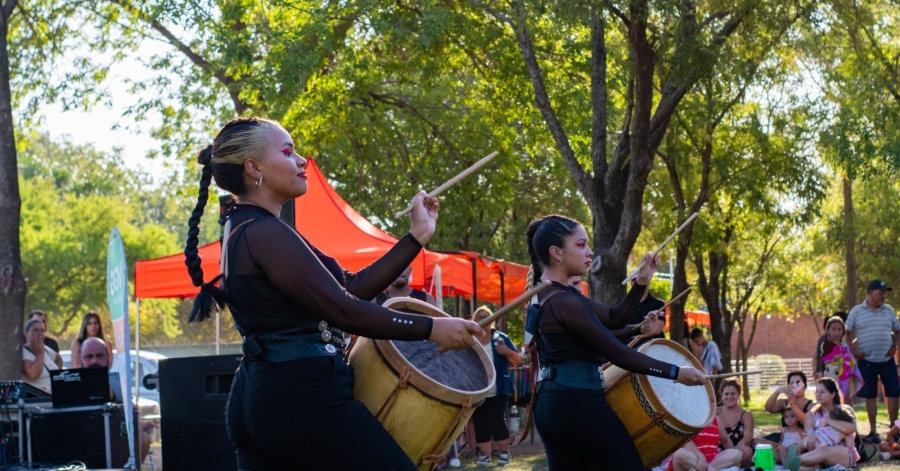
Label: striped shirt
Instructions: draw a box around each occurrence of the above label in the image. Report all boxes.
[846,302,899,363]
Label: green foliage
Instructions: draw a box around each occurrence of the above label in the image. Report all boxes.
[17,132,219,342]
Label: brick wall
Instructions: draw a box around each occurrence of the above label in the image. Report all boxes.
[728,315,824,361]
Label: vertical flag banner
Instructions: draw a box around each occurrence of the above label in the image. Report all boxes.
[107,228,135,464]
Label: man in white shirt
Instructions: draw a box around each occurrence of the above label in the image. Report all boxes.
[846,279,900,440]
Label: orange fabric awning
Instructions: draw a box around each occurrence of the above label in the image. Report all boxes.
[134,159,531,307]
[664,309,711,331]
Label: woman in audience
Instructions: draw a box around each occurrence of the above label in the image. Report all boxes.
[764,371,815,442]
[22,318,60,393]
[667,415,742,471]
[797,378,858,470]
[717,378,755,467]
[71,310,113,368]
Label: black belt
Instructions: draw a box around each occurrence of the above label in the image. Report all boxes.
[537,360,606,391]
[242,320,345,362]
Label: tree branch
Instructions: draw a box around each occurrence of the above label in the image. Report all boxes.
[607,4,630,28]
[468,0,512,26]
[590,0,609,192]
[2,0,16,19]
[495,0,592,200]
[111,0,249,114]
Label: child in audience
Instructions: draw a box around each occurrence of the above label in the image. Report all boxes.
[809,405,855,450]
[878,420,900,461]
[776,408,806,464]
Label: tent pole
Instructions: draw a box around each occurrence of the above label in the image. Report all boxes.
[471,257,478,316]
[499,270,506,332]
[216,311,221,355]
[135,298,140,405]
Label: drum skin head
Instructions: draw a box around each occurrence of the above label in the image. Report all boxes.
[639,340,716,428]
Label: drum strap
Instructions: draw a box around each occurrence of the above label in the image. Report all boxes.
[515,288,565,447]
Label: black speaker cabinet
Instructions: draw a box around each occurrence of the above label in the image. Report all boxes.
[25,403,137,468]
[159,354,241,471]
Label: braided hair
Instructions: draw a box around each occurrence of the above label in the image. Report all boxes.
[525,215,580,284]
[184,116,280,322]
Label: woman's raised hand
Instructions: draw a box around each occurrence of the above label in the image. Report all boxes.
[408,191,439,245]
[635,252,661,285]
[430,317,483,352]
[675,366,707,386]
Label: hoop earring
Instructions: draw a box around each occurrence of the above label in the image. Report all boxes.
[556,258,562,265]
[255,174,263,188]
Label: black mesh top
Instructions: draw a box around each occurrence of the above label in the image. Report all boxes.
[536,281,676,379]
[222,204,433,340]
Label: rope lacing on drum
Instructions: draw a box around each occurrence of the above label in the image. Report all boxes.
[420,396,474,466]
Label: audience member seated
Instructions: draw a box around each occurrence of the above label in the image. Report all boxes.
[776,408,806,465]
[22,318,60,394]
[667,416,742,471]
[716,378,755,467]
[878,420,900,460]
[764,371,814,442]
[80,337,156,465]
[71,310,114,369]
[797,378,858,470]
[27,310,63,367]
[818,316,863,399]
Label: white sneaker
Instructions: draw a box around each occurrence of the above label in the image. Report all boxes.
[476,455,492,466]
[497,452,510,465]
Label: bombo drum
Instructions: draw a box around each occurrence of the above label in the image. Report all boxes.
[349,297,495,470]
[603,339,716,467]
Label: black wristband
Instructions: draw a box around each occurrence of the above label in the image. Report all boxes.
[670,364,680,380]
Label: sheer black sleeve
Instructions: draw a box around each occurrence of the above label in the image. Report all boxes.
[342,233,423,300]
[585,282,647,329]
[243,218,432,339]
[545,293,675,379]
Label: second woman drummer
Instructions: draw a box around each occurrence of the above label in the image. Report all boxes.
[184,117,482,470]
[527,214,706,470]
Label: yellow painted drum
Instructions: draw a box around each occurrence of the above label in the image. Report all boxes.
[349,298,496,471]
[603,339,716,467]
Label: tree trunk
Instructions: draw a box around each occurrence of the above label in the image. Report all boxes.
[842,175,857,308]
[0,1,27,381]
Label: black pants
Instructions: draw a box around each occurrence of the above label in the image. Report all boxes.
[472,395,510,443]
[534,387,644,471]
[226,355,416,470]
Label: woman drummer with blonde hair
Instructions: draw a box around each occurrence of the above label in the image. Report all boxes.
[183,116,482,469]
[525,214,706,470]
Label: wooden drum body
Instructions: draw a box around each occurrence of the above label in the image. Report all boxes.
[349,298,496,471]
[604,339,715,468]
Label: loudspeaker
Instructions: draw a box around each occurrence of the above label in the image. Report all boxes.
[159,354,241,471]
[25,403,136,468]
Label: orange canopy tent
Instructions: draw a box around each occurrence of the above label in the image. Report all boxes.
[135,159,530,307]
[664,309,711,332]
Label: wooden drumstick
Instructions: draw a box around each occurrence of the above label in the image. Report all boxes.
[621,212,699,284]
[705,370,763,380]
[394,151,499,219]
[626,287,693,346]
[477,281,552,328]
[437,282,552,353]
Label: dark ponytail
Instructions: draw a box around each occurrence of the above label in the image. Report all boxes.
[184,145,226,322]
[526,215,581,283]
